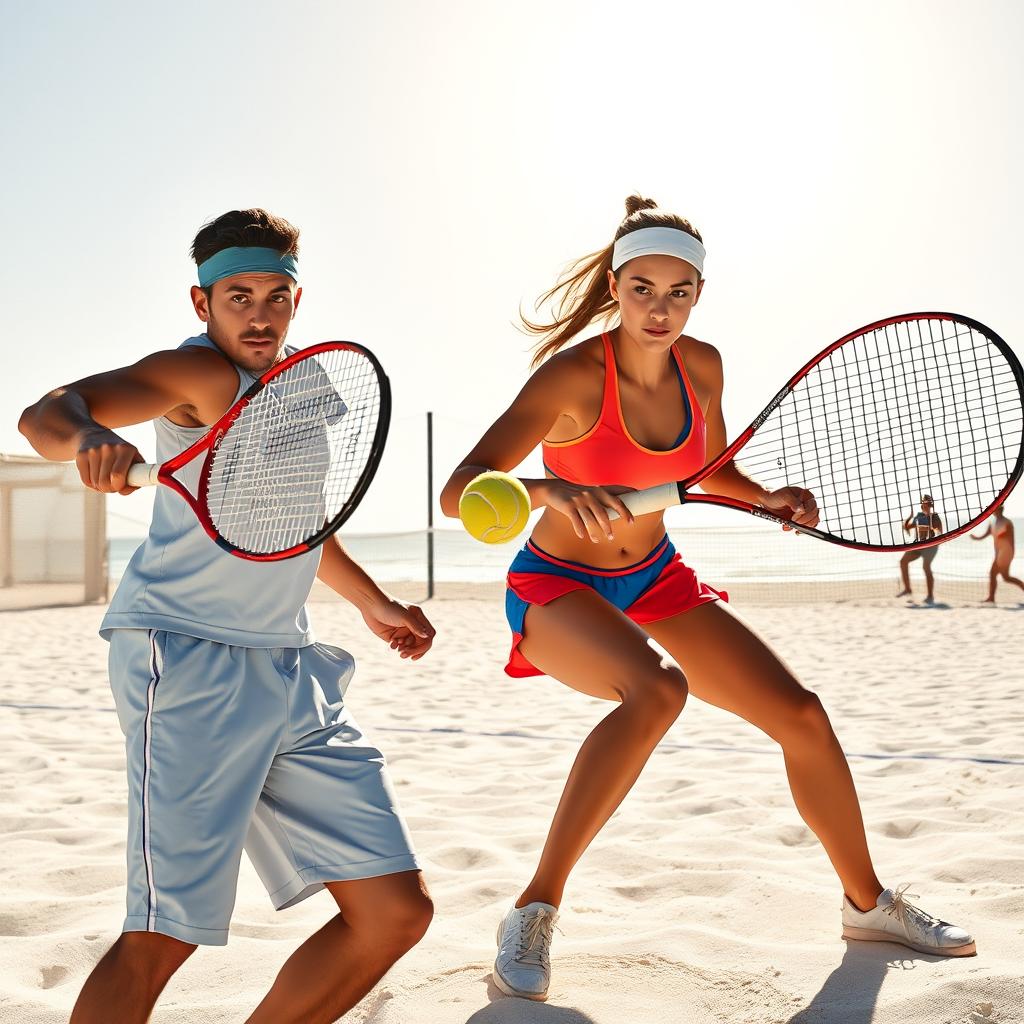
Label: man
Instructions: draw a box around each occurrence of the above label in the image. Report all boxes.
[972,503,1024,603]
[19,209,435,1024]
[896,494,942,604]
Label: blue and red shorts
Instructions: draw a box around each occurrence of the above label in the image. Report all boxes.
[504,535,727,677]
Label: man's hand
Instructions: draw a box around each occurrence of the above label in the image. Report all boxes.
[761,486,820,531]
[360,597,436,660]
[77,427,144,495]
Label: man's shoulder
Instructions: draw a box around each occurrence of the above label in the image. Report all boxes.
[142,338,233,373]
[133,342,239,419]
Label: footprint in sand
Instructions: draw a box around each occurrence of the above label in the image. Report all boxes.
[40,965,68,989]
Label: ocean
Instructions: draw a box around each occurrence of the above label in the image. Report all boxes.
[107,519,1014,586]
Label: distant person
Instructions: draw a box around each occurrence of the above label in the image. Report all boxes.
[971,503,1024,603]
[896,495,942,604]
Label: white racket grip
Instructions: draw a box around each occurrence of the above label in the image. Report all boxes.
[607,482,681,521]
[127,463,160,487]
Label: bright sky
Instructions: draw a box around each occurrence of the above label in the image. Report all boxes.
[3,0,1022,535]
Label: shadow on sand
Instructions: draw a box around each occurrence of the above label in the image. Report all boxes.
[464,976,597,1024]
[788,940,953,1024]
[461,942,955,1024]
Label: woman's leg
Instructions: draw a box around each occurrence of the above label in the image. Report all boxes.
[515,589,689,909]
[645,601,884,911]
[986,561,999,601]
[897,552,913,595]
[921,552,937,598]
[996,556,1024,592]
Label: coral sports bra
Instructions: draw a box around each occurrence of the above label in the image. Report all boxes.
[542,333,707,490]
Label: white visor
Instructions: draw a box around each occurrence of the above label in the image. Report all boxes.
[611,226,706,275]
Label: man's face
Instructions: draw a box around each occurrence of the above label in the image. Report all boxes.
[921,500,933,514]
[191,272,301,374]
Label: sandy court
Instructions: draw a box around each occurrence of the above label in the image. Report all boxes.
[1,595,1022,1023]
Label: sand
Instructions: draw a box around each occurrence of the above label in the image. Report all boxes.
[1,594,1022,1023]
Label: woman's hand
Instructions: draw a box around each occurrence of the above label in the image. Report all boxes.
[537,479,636,542]
[360,598,436,660]
[761,486,819,531]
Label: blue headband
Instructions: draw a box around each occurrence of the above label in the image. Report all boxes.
[197,246,299,288]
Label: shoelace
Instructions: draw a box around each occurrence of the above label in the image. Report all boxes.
[883,883,943,932]
[512,909,560,967]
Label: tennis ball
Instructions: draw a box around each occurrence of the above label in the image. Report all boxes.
[459,471,531,544]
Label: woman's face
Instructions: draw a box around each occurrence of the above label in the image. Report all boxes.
[608,253,704,349]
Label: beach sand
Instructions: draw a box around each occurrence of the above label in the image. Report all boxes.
[1,594,1022,1023]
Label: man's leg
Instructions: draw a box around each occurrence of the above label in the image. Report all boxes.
[70,932,196,1024]
[245,870,432,1024]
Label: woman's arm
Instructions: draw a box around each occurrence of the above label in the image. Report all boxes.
[439,354,634,541]
[439,358,568,515]
[694,343,818,528]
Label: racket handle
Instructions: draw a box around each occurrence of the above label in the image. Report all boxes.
[127,463,160,487]
[607,482,682,520]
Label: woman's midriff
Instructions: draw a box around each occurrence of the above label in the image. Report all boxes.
[528,505,671,570]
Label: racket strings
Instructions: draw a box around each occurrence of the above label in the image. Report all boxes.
[204,347,382,554]
[734,319,1023,547]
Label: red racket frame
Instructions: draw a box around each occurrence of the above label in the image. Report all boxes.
[151,341,390,561]
[667,312,1024,551]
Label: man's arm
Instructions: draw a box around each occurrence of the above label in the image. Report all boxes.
[317,537,435,660]
[19,348,239,493]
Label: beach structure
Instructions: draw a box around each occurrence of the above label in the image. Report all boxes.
[0,453,107,610]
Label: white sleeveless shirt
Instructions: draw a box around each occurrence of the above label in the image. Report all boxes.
[100,335,321,647]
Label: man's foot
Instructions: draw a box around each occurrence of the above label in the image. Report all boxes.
[896,588,911,598]
[983,597,995,604]
[493,901,559,1000]
[924,595,935,605]
[842,885,976,956]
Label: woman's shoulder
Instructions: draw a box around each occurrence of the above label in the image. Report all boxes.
[676,334,721,365]
[676,334,723,390]
[529,335,606,386]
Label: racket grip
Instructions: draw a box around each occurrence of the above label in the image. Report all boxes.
[607,482,681,520]
[127,463,160,487]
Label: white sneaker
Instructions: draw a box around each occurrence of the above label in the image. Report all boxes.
[493,901,559,1000]
[842,885,976,956]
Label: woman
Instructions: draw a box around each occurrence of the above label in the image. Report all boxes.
[440,196,975,1001]
[971,503,1024,602]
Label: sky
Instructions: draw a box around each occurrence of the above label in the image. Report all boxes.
[2,0,1022,536]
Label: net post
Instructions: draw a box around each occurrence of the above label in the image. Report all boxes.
[426,411,435,601]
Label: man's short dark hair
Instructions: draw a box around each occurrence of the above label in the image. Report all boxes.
[190,209,300,267]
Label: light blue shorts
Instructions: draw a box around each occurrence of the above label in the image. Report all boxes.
[107,629,420,946]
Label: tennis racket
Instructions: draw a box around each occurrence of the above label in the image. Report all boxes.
[611,313,1024,551]
[126,341,390,560]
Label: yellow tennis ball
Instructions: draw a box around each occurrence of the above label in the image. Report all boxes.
[459,471,531,544]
